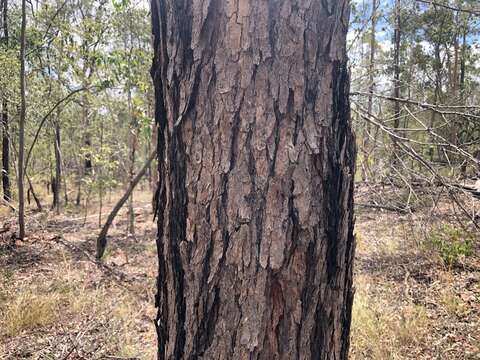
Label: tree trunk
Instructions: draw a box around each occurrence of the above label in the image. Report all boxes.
[18,0,26,239]
[151,118,159,210]
[2,97,9,202]
[391,0,401,167]
[98,117,104,227]
[1,0,11,202]
[362,0,377,181]
[127,81,136,236]
[26,173,42,212]
[52,117,62,214]
[430,43,442,162]
[459,25,467,98]
[151,1,356,359]
[452,12,459,97]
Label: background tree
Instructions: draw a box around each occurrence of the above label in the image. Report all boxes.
[1,0,11,202]
[17,0,26,239]
[0,0,154,233]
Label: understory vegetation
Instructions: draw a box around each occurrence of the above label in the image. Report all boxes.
[1,190,478,359]
[1,0,479,358]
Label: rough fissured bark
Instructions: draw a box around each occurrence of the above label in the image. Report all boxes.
[151,0,355,358]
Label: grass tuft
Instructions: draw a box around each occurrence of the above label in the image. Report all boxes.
[1,291,61,337]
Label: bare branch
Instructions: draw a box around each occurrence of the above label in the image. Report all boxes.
[415,0,480,16]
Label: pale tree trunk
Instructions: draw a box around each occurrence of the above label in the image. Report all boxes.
[18,0,26,239]
[53,48,67,211]
[460,24,467,99]
[52,116,62,214]
[459,19,470,175]
[98,118,104,227]
[1,0,11,202]
[127,129,137,235]
[149,93,157,191]
[452,12,459,97]
[127,83,136,236]
[362,0,377,181]
[151,0,356,359]
[392,0,401,167]
[151,118,159,210]
[77,92,92,205]
[430,43,442,162]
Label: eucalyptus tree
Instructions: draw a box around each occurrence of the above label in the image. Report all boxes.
[18,0,26,239]
[151,0,356,358]
[99,0,153,234]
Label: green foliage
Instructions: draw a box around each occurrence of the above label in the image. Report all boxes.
[112,0,130,11]
[0,0,154,208]
[423,224,474,267]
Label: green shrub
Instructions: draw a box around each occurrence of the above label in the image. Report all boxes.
[424,224,474,267]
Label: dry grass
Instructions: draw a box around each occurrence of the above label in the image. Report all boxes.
[350,275,430,359]
[352,202,480,360]
[1,188,479,359]
[1,291,61,337]
[0,189,157,359]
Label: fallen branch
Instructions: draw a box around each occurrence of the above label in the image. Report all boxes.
[0,197,16,211]
[356,202,410,214]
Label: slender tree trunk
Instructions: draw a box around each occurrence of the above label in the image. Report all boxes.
[26,173,41,212]
[1,99,9,202]
[76,92,92,205]
[452,14,459,97]
[98,118,104,227]
[127,82,136,236]
[18,0,26,239]
[459,22,468,175]
[53,116,62,214]
[127,133,136,235]
[1,0,11,202]
[459,25,467,99]
[362,0,377,181]
[83,98,93,175]
[63,165,68,204]
[151,118,159,210]
[151,0,356,358]
[55,50,67,210]
[392,0,401,167]
[149,88,157,192]
[430,43,442,162]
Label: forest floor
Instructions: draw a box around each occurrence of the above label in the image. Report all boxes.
[0,187,479,359]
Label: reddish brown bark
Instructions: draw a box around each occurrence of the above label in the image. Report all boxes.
[151,0,356,358]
